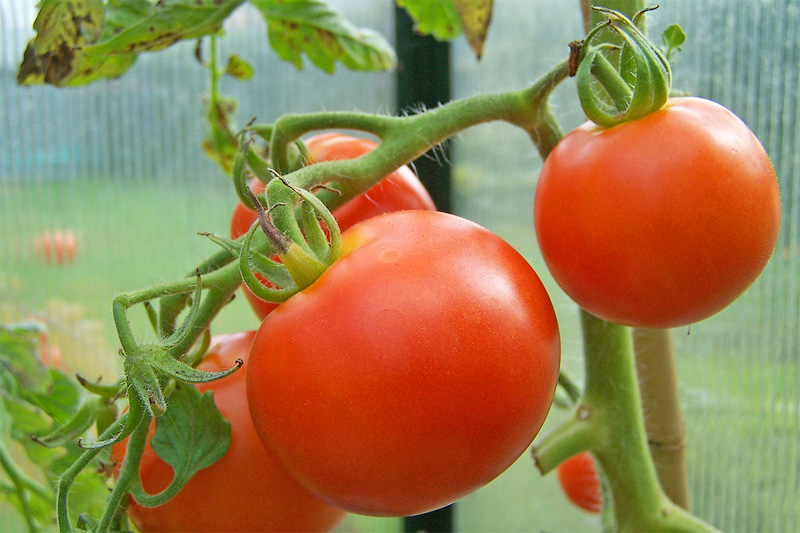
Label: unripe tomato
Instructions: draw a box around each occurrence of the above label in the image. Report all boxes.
[111,332,346,532]
[230,133,436,320]
[534,97,781,327]
[247,210,560,516]
[557,452,602,514]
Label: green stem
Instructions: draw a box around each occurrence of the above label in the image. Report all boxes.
[265,59,571,238]
[0,437,47,533]
[96,412,152,533]
[57,415,128,533]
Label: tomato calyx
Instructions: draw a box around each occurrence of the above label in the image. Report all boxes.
[237,176,343,303]
[572,7,671,127]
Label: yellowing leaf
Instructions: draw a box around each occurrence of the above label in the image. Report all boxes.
[452,0,494,59]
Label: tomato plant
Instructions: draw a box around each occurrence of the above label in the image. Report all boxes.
[534,97,781,327]
[231,133,436,319]
[557,452,602,514]
[246,210,561,516]
[112,332,346,533]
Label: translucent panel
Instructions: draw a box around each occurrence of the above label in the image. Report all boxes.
[451,1,799,531]
[1,0,798,531]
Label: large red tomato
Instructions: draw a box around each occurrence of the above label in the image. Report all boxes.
[231,133,436,319]
[557,452,602,514]
[111,332,346,532]
[246,210,561,517]
[534,97,781,327]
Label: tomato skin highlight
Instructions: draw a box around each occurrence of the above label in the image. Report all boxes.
[230,133,436,320]
[247,210,561,517]
[111,332,346,533]
[534,97,781,327]
[557,452,602,514]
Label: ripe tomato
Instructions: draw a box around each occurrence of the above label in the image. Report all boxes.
[246,210,561,516]
[534,97,781,327]
[557,452,602,514]
[231,133,436,319]
[111,332,346,532]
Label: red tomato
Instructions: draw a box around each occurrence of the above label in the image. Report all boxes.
[34,230,77,265]
[230,133,436,319]
[557,452,602,514]
[534,97,781,327]
[111,332,346,532]
[246,211,561,516]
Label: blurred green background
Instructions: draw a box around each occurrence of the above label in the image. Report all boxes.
[1,1,797,531]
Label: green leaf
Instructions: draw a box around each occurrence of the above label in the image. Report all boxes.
[223,54,254,80]
[130,384,230,507]
[83,0,245,56]
[396,0,462,41]
[16,0,135,86]
[661,24,685,60]
[23,369,83,425]
[32,398,100,448]
[0,323,52,396]
[251,0,396,73]
[18,0,245,87]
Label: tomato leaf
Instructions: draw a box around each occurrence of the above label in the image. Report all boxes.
[17,0,244,87]
[250,0,396,73]
[223,54,254,80]
[661,24,686,60]
[130,384,231,507]
[396,0,463,41]
[0,323,51,396]
[82,0,244,56]
[452,0,494,59]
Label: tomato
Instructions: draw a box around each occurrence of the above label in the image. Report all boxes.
[246,210,561,516]
[111,332,346,532]
[534,97,781,327]
[557,452,602,514]
[34,230,77,265]
[231,133,437,319]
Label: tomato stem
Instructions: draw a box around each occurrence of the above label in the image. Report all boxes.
[95,412,152,533]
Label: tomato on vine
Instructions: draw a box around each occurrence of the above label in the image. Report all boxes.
[246,210,561,516]
[534,97,781,327]
[112,332,346,532]
[231,133,436,319]
[557,452,602,514]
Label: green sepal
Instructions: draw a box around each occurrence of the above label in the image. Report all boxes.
[576,7,671,127]
[278,176,342,265]
[76,513,100,531]
[129,384,231,508]
[202,231,293,288]
[301,201,331,260]
[147,347,242,384]
[162,272,203,350]
[32,398,102,448]
[124,355,167,418]
[239,223,300,303]
[77,398,143,450]
[76,374,124,399]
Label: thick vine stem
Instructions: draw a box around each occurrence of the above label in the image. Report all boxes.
[261,58,571,235]
[532,311,716,532]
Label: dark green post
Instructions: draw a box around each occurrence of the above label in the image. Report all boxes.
[395,5,453,214]
[395,6,455,532]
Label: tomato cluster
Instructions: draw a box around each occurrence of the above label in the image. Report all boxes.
[117,134,560,529]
